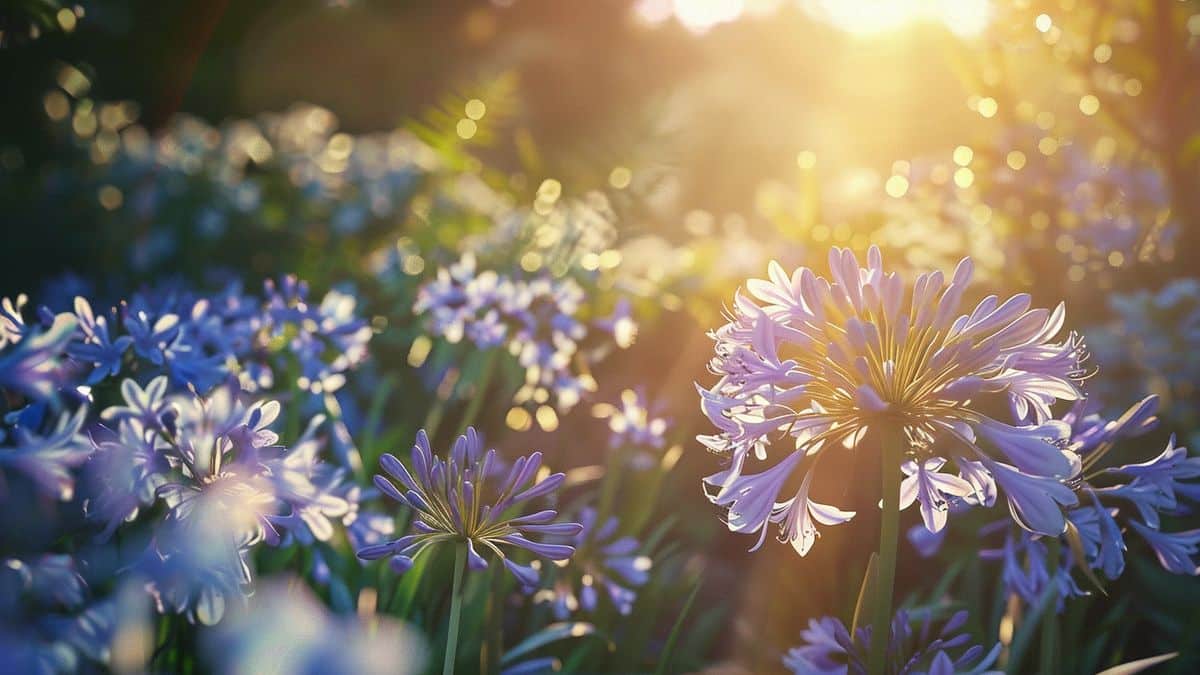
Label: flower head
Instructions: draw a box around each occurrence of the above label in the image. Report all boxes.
[783,609,1000,675]
[358,428,581,584]
[532,507,653,618]
[701,247,1087,555]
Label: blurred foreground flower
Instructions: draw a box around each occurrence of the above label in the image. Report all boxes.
[86,378,352,624]
[358,427,580,582]
[205,579,426,675]
[783,609,1000,675]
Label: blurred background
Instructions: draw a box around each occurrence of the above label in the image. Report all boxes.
[2,0,1200,672]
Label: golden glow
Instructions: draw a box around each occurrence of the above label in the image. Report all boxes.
[1079,94,1100,116]
[805,0,991,37]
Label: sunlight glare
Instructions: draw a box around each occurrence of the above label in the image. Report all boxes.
[804,0,991,37]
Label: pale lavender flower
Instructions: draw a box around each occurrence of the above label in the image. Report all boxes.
[700,247,1086,555]
[592,388,669,452]
[358,428,581,584]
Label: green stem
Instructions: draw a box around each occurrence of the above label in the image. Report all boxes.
[1039,540,1061,674]
[867,427,904,675]
[481,562,505,675]
[444,543,467,675]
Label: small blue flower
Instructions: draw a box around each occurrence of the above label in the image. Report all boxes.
[532,507,652,618]
[783,609,1000,675]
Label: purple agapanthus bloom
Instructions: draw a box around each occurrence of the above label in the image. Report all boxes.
[0,404,92,501]
[0,554,123,674]
[0,306,78,402]
[699,247,1087,555]
[358,428,582,584]
[532,507,653,618]
[85,379,351,623]
[592,388,670,452]
[414,254,634,416]
[783,609,1001,675]
[959,395,1200,608]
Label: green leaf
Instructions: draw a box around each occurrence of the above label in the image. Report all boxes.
[654,576,702,675]
[501,622,599,665]
[850,553,878,636]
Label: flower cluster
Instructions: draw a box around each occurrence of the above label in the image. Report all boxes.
[700,247,1087,555]
[415,253,636,414]
[358,428,581,584]
[87,379,354,623]
[63,276,372,405]
[532,507,653,618]
[0,555,123,673]
[984,395,1200,606]
[783,609,1000,675]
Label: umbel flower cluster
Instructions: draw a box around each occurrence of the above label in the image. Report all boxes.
[784,609,1001,675]
[700,246,1088,554]
[359,428,582,584]
[912,394,1200,608]
[415,252,636,414]
[0,273,376,667]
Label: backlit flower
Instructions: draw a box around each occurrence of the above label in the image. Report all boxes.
[700,247,1087,555]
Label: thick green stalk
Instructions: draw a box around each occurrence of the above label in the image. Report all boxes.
[443,543,468,675]
[867,426,904,675]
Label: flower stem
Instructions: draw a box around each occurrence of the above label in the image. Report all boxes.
[867,426,904,675]
[444,542,467,675]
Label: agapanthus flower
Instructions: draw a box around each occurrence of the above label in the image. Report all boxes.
[923,395,1200,607]
[532,507,652,618]
[358,428,581,584]
[783,609,1000,675]
[0,307,78,402]
[700,247,1087,555]
[414,254,635,416]
[85,379,350,623]
[204,580,426,675]
[0,555,127,675]
[0,404,92,501]
[592,388,670,451]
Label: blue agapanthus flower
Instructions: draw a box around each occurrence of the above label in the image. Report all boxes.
[905,395,1200,607]
[358,428,581,584]
[532,506,652,618]
[414,253,636,415]
[783,609,1000,675]
[0,301,78,402]
[0,555,119,675]
[85,379,352,624]
[592,388,669,452]
[0,404,92,502]
[700,247,1086,555]
[57,276,372,404]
